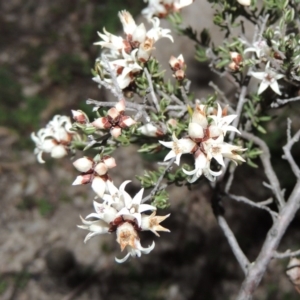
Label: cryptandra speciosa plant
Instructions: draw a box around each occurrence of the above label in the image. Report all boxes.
[31,0,300,298]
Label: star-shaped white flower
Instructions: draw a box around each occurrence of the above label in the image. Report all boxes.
[209,103,240,136]
[159,133,196,165]
[251,62,285,95]
[115,222,155,263]
[77,216,110,243]
[31,115,73,163]
[203,136,246,167]
[244,40,270,59]
[182,150,222,183]
[116,181,156,227]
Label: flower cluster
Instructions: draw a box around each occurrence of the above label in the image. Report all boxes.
[78,181,170,263]
[93,10,173,90]
[72,155,116,197]
[242,32,287,95]
[142,0,194,19]
[92,99,136,138]
[31,115,75,163]
[160,101,246,182]
[30,8,249,265]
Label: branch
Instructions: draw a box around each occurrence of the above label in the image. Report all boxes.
[144,67,160,112]
[217,215,250,275]
[282,120,300,179]
[274,249,300,259]
[208,81,235,112]
[212,191,250,275]
[101,55,124,102]
[236,180,300,300]
[241,131,285,209]
[271,95,300,108]
[229,85,248,142]
[86,99,152,122]
[227,193,278,220]
[141,158,175,203]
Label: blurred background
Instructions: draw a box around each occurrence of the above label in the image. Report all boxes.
[1,0,300,299]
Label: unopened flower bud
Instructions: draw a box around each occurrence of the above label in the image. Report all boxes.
[94,162,108,176]
[72,110,88,124]
[111,127,122,138]
[103,156,117,169]
[230,52,242,64]
[167,119,177,128]
[237,0,251,6]
[93,117,111,129]
[138,123,165,137]
[169,54,185,71]
[91,176,106,197]
[228,61,240,71]
[229,52,242,71]
[174,69,185,80]
[115,99,126,113]
[107,107,120,120]
[119,116,136,128]
[73,157,93,172]
[72,174,93,185]
[51,145,68,159]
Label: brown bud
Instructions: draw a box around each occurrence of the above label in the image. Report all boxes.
[174,69,185,80]
[286,257,300,294]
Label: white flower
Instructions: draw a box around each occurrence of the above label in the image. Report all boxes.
[209,103,240,136]
[244,40,270,59]
[94,28,124,52]
[78,216,110,243]
[142,0,194,19]
[86,201,118,224]
[147,17,173,43]
[115,222,155,263]
[94,10,174,90]
[72,156,116,197]
[203,136,246,167]
[237,0,251,6]
[78,181,170,263]
[251,62,285,95]
[116,182,156,227]
[159,133,196,165]
[31,115,73,163]
[182,150,222,183]
[138,123,166,137]
[141,211,170,236]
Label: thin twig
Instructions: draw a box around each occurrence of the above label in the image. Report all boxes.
[282,123,300,179]
[224,163,236,193]
[211,191,250,275]
[217,215,250,275]
[86,99,152,121]
[273,249,300,259]
[271,95,300,108]
[141,158,175,203]
[144,67,160,112]
[209,81,235,112]
[179,86,192,106]
[229,85,248,142]
[227,193,278,220]
[101,55,124,102]
[241,131,285,209]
